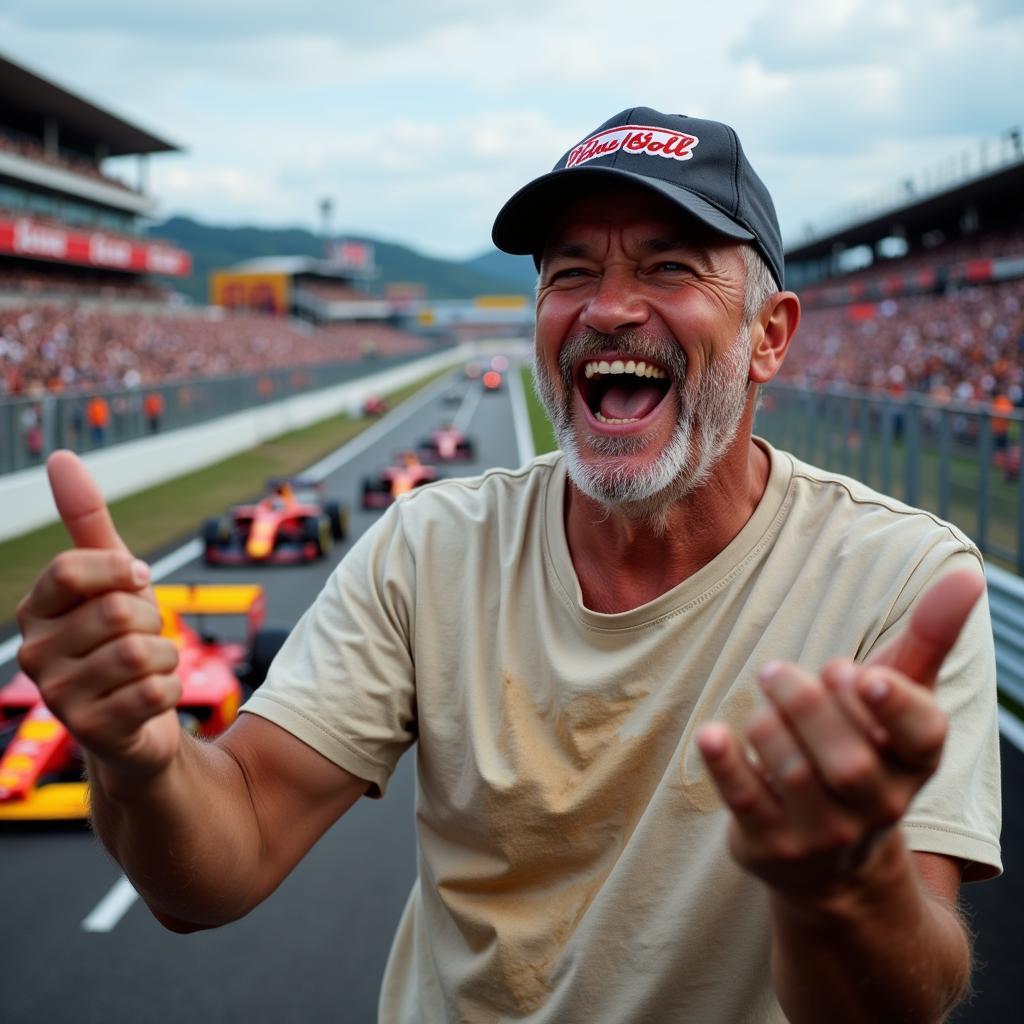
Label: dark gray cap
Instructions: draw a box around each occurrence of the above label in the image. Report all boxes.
[491,106,784,289]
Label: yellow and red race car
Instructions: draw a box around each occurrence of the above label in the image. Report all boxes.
[0,584,288,821]
[362,452,439,509]
[202,478,347,565]
[418,425,475,462]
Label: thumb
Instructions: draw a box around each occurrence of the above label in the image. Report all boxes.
[867,567,986,688]
[47,450,128,552]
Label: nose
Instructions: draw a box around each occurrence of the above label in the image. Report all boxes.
[580,268,650,335]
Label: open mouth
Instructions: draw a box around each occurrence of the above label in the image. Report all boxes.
[576,356,673,425]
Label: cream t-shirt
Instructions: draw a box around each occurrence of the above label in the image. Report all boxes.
[243,441,1002,1023]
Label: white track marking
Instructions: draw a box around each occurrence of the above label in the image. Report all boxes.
[0,634,19,668]
[304,372,455,480]
[508,363,535,465]
[998,706,1024,754]
[81,875,139,932]
[452,386,482,434]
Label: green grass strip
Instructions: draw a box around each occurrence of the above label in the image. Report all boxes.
[519,363,558,455]
[0,367,451,626]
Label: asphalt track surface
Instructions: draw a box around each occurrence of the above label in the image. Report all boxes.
[1,366,1021,1022]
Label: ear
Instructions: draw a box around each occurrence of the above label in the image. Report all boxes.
[748,292,800,385]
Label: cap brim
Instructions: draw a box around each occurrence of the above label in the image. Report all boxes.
[491,166,755,257]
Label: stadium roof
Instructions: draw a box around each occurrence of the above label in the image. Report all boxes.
[785,159,1024,263]
[0,53,180,156]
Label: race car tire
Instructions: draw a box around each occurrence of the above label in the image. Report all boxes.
[245,627,291,689]
[325,501,348,540]
[457,441,475,458]
[302,514,332,558]
[202,517,230,564]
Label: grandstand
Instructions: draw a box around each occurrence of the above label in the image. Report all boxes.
[0,51,432,415]
[781,125,1024,405]
[0,52,191,303]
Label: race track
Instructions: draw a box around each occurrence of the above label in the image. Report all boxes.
[0,365,1020,1021]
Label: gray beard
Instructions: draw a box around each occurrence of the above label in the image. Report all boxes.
[532,327,752,531]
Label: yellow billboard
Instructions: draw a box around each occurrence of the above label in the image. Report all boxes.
[210,272,291,315]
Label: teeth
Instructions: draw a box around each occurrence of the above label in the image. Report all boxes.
[595,411,641,424]
[583,359,666,380]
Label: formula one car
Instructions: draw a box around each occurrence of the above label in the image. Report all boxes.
[481,369,503,392]
[202,478,347,565]
[418,425,475,462]
[362,452,439,509]
[0,584,288,821]
[362,394,389,416]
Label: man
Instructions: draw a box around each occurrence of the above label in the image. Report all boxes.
[17,108,1001,1022]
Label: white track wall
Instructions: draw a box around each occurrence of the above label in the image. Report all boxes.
[0,349,466,543]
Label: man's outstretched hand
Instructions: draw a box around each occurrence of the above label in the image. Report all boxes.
[697,568,985,893]
[16,451,183,777]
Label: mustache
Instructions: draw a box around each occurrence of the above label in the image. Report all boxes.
[557,329,688,389]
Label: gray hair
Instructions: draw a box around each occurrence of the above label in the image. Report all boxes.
[741,244,778,329]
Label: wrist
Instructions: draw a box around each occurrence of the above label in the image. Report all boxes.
[771,829,916,927]
[85,745,185,805]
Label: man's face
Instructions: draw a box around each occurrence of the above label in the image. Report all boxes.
[533,188,754,518]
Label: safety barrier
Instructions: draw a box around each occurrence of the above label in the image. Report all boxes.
[986,564,1024,707]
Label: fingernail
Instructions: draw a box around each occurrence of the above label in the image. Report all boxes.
[833,663,858,691]
[862,672,890,703]
[758,660,784,685]
[698,726,727,756]
[131,559,150,587]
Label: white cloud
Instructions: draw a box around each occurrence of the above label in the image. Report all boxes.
[2,1,1021,258]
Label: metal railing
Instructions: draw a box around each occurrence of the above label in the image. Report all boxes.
[756,384,1024,572]
[986,564,1024,707]
[0,346,451,476]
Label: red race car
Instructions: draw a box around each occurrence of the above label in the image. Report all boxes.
[481,369,503,392]
[362,394,389,416]
[203,478,347,565]
[362,452,439,509]
[0,584,288,821]
[419,425,475,462]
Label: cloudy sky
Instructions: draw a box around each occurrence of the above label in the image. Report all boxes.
[2,1,1022,259]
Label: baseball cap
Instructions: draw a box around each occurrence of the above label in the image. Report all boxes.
[491,106,784,289]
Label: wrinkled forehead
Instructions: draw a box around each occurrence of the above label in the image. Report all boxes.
[541,186,736,263]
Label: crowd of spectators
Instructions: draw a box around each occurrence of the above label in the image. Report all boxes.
[0,304,429,397]
[780,277,1024,406]
[0,128,137,194]
[0,264,171,303]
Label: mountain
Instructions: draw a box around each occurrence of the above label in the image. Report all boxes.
[147,216,537,305]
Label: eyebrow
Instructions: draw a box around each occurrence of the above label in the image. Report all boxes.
[543,237,716,272]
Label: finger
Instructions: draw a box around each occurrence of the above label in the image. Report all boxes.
[698,723,782,830]
[17,549,150,622]
[857,667,948,772]
[20,590,163,673]
[48,449,128,551]
[821,659,890,747]
[867,568,985,689]
[746,702,821,810]
[39,634,180,715]
[71,677,182,753]
[763,661,886,806]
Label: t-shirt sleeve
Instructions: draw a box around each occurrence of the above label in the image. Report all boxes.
[869,547,1003,881]
[241,502,418,798]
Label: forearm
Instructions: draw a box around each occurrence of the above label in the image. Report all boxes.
[770,833,970,1024]
[86,734,265,930]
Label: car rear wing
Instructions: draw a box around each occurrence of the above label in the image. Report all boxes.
[266,476,323,492]
[155,584,266,618]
